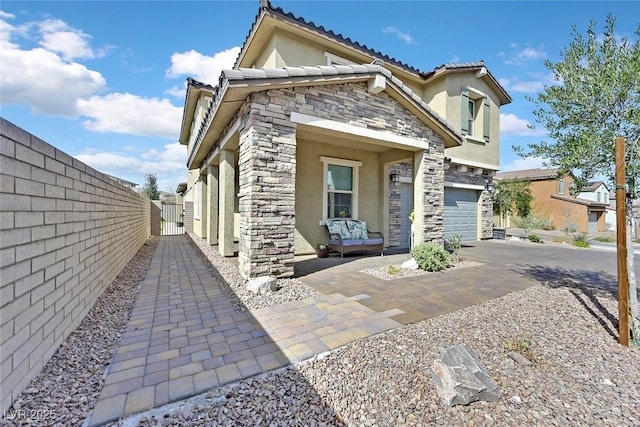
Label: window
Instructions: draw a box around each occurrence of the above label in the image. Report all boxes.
[324,52,355,66]
[597,192,601,202]
[321,157,361,222]
[461,87,490,143]
[558,179,565,194]
[604,192,609,204]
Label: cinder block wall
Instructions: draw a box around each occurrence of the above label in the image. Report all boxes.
[0,118,151,412]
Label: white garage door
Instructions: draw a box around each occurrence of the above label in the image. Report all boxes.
[444,187,478,242]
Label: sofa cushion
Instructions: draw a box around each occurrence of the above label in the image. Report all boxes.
[363,238,383,245]
[327,220,351,239]
[330,239,364,247]
[347,220,368,239]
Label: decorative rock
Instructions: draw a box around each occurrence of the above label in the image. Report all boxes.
[430,344,502,406]
[401,258,419,269]
[246,276,278,295]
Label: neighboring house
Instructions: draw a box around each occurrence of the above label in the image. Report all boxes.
[494,168,608,233]
[178,0,511,279]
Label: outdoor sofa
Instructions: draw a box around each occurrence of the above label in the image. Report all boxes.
[325,219,384,258]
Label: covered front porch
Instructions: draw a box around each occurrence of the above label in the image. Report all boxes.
[185,65,462,279]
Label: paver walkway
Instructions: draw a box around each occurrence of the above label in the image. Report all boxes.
[87,236,402,426]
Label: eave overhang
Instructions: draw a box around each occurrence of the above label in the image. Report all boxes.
[186,64,463,170]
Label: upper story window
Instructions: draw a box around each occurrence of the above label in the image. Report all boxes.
[558,179,565,194]
[321,156,361,222]
[325,52,355,66]
[461,87,490,143]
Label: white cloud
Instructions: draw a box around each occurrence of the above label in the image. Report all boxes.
[499,72,556,94]
[500,113,546,136]
[77,93,182,139]
[167,46,240,85]
[0,13,106,116]
[501,156,548,172]
[499,44,546,66]
[382,26,415,45]
[75,142,187,192]
[37,18,96,61]
[0,46,106,116]
[165,85,187,99]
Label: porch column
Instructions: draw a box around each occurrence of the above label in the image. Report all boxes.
[206,165,218,245]
[413,149,444,245]
[219,150,235,257]
[198,174,207,238]
[238,117,296,279]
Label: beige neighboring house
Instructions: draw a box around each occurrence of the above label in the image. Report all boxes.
[178,0,511,279]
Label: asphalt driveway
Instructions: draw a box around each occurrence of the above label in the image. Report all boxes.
[297,239,640,325]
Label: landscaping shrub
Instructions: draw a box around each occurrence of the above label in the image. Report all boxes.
[564,222,578,233]
[445,233,463,263]
[411,243,450,272]
[572,232,590,248]
[528,234,543,243]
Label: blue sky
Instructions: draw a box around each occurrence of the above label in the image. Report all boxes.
[1,1,638,192]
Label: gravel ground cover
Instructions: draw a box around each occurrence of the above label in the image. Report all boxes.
[124,281,640,427]
[4,234,640,426]
[186,233,322,311]
[1,237,159,427]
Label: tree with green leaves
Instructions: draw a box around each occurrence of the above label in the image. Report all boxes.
[515,14,640,344]
[493,179,533,227]
[143,173,160,200]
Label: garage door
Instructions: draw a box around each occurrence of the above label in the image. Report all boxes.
[444,187,478,241]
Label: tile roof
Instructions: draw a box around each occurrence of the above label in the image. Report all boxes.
[186,63,463,167]
[494,168,561,181]
[235,1,425,75]
[222,64,460,139]
[237,0,510,97]
[585,181,606,192]
[550,194,608,208]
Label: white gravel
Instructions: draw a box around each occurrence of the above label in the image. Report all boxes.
[186,233,321,311]
[4,234,640,426]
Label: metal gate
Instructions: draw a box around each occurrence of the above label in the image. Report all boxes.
[161,204,185,236]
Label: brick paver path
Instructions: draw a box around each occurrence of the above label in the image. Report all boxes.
[87,236,402,426]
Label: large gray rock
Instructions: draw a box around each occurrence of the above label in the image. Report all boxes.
[430,344,502,406]
[246,276,278,295]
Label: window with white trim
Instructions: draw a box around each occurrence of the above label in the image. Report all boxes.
[321,157,361,221]
[325,52,355,66]
[461,87,490,143]
[558,179,565,194]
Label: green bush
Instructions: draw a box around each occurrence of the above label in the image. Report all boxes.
[411,243,451,272]
[528,234,543,243]
[572,233,590,248]
[445,233,463,263]
[564,222,578,233]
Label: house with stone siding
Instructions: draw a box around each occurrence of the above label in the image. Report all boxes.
[178,0,511,279]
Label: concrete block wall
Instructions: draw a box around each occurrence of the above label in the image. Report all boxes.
[0,118,151,412]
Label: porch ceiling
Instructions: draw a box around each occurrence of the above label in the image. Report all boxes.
[296,125,419,154]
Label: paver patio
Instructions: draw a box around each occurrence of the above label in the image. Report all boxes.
[87,236,402,426]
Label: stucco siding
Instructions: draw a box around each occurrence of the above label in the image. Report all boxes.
[443,74,500,167]
[295,139,381,254]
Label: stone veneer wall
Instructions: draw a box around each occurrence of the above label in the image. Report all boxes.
[238,92,296,279]
[0,119,151,412]
[234,82,443,277]
[445,167,494,238]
